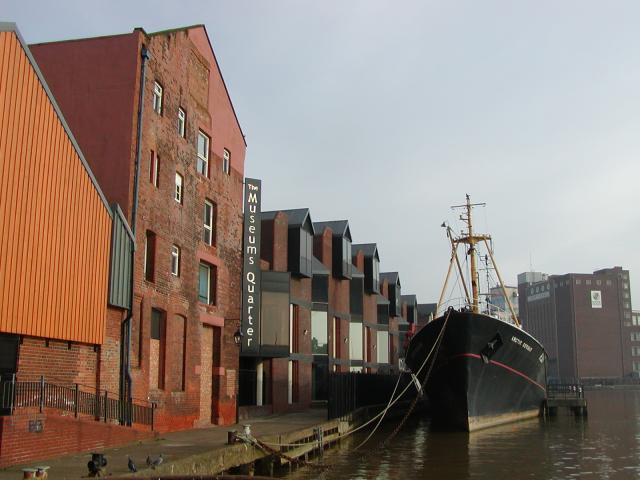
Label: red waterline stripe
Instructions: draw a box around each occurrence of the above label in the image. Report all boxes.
[450,353,547,393]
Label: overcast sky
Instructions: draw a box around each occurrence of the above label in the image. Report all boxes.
[6,1,640,307]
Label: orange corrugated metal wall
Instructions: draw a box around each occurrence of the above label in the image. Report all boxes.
[0,31,111,345]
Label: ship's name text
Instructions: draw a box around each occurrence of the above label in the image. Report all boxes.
[511,336,533,352]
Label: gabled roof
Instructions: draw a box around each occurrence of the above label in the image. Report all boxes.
[313,220,352,241]
[401,294,417,306]
[380,272,400,287]
[149,24,247,146]
[1,22,111,214]
[262,208,315,234]
[353,243,379,260]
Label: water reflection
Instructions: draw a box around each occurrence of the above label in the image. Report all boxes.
[283,389,640,480]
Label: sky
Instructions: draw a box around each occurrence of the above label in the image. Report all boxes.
[5,0,640,307]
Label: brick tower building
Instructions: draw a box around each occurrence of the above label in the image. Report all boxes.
[31,25,247,429]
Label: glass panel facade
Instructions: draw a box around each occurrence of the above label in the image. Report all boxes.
[261,290,290,347]
[311,311,328,354]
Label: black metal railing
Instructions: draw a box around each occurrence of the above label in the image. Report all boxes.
[327,372,412,419]
[0,375,155,428]
[547,383,584,400]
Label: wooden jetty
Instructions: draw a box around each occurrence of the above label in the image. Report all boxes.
[543,384,587,417]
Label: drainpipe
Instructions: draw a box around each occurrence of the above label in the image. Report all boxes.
[120,44,149,426]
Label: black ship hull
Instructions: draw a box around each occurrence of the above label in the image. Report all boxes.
[405,309,547,431]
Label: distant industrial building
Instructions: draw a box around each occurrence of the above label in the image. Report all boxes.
[518,267,634,381]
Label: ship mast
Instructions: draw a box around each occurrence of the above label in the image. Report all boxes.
[452,194,487,313]
[437,195,520,326]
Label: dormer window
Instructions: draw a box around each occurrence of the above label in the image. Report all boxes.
[393,281,402,317]
[299,229,313,277]
[333,235,353,279]
[372,257,380,293]
[289,227,313,278]
[342,238,352,278]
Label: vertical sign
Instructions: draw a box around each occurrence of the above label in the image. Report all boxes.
[242,178,261,354]
[591,290,602,309]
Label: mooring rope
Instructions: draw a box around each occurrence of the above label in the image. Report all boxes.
[354,307,452,450]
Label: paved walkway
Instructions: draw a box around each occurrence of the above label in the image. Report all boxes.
[0,409,328,480]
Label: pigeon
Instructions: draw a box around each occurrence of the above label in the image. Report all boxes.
[149,453,164,469]
[127,456,137,473]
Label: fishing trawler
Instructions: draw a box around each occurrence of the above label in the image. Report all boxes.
[405,195,547,431]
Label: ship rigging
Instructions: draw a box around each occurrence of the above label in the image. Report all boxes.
[436,194,519,326]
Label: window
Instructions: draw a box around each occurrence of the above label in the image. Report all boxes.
[349,322,363,361]
[203,200,216,246]
[171,245,180,277]
[631,332,640,342]
[372,257,380,293]
[634,314,640,326]
[332,317,340,358]
[153,82,163,114]
[199,262,217,305]
[150,308,166,390]
[633,346,640,357]
[175,173,183,203]
[364,326,369,362]
[311,311,328,354]
[606,280,612,286]
[197,131,209,177]
[634,362,640,373]
[377,331,389,363]
[576,279,582,285]
[144,231,156,282]
[178,108,186,138]
[596,280,602,286]
[340,238,352,278]
[223,148,230,175]
[149,150,159,187]
[289,304,299,354]
[586,279,592,285]
[298,229,313,277]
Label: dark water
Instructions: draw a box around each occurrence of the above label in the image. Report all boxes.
[283,389,640,480]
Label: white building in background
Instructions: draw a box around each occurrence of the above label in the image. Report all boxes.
[488,284,519,323]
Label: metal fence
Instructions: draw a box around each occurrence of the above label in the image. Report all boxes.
[0,375,155,428]
[547,383,584,400]
[327,371,412,419]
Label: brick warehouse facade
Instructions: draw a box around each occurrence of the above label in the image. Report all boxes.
[519,267,634,380]
[31,25,246,430]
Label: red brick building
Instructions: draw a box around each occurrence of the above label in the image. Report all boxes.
[519,267,635,381]
[237,209,314,417]
[31,25,247,430]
